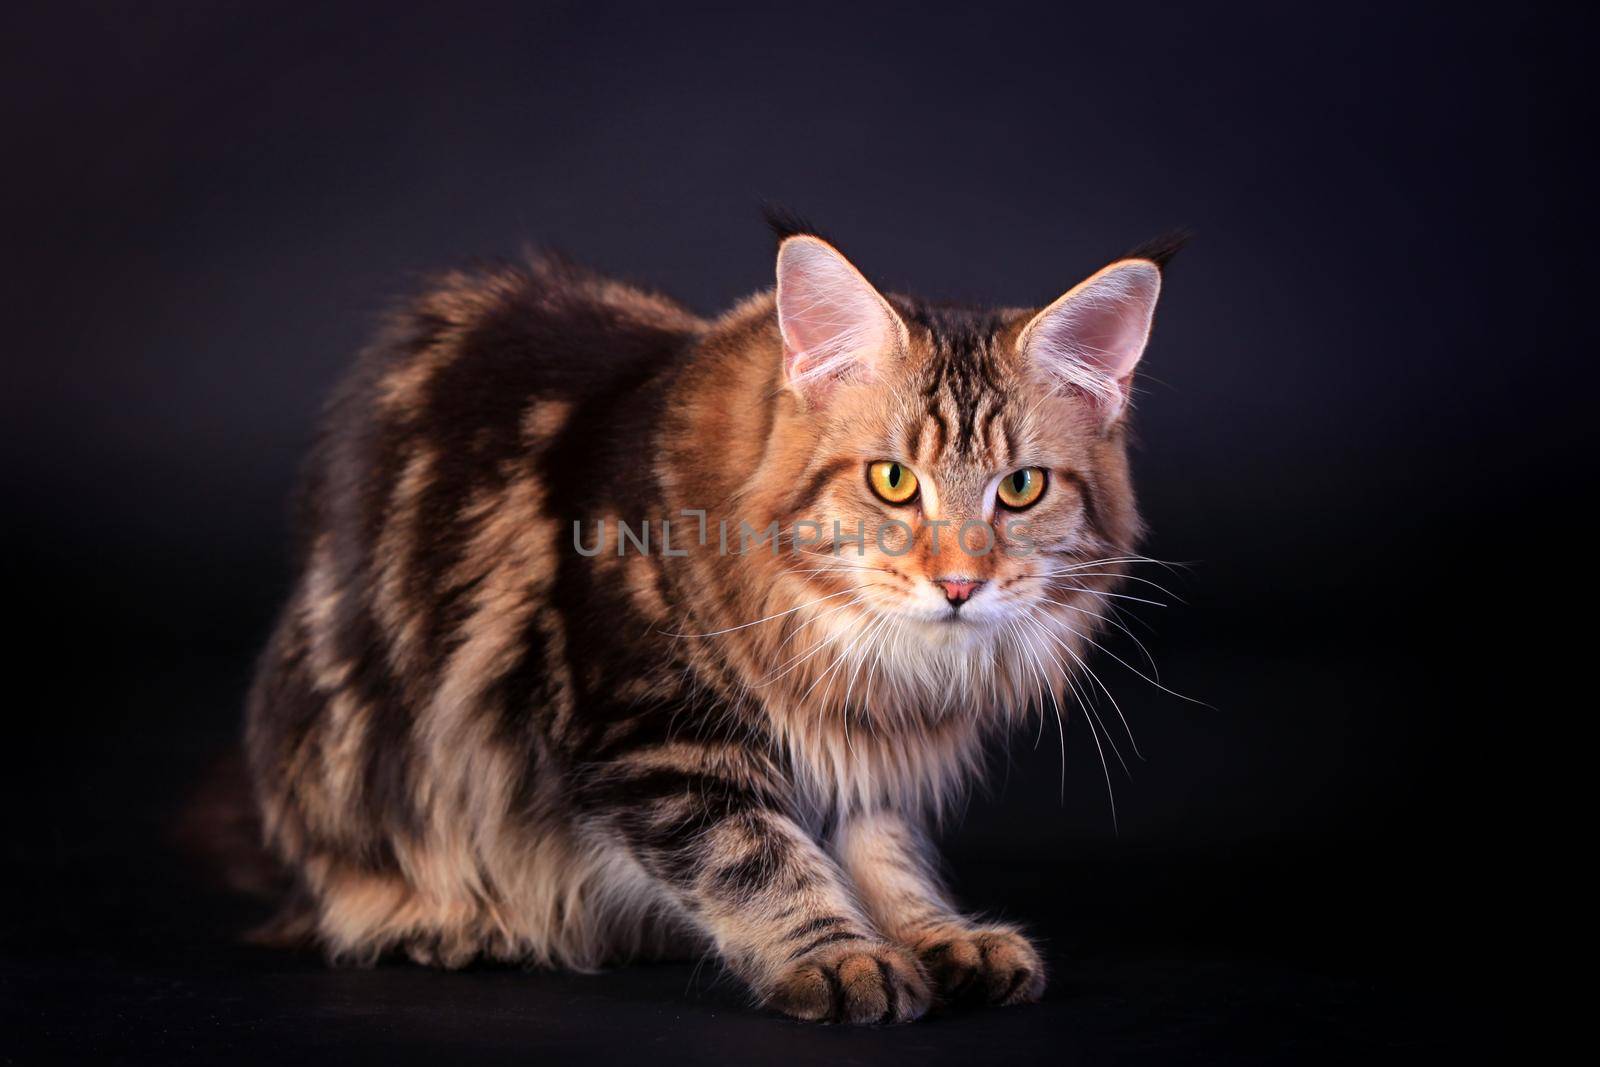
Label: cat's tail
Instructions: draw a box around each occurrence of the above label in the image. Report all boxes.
[170,746,315,947]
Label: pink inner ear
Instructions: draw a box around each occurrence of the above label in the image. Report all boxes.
[776,238,895,390]
[1025,261,1161,407]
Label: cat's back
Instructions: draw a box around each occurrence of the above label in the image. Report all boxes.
[299,253,707,563]
[340,253,705,452]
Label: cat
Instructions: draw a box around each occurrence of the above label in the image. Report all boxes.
[244,213,1180,1023]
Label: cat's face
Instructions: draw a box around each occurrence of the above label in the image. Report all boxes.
[772,237,1156,649]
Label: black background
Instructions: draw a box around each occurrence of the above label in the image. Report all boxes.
[4,1,1577,1061]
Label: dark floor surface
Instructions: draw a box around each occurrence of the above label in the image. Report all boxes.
[2,663,1505,1065]
[5,840,1485,1065]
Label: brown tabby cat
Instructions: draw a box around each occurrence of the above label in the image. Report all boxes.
[245,216,1179,1023]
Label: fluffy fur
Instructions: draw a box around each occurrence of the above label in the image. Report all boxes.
[244,224,1177,1023]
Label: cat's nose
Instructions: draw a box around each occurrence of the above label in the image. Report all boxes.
[933,577,985,609]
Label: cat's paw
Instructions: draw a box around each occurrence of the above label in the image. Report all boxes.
[766,940,932,1024]
[912,925,1046,1005]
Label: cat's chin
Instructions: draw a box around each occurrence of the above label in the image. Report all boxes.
[902,611,998,645]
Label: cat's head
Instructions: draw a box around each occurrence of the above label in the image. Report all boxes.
[765,231,1170,652]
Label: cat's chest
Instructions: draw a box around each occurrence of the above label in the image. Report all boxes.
[776,711,985,823]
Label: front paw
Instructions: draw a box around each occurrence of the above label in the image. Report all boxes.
[911,925,1046,1005]
[766,940,932,1024]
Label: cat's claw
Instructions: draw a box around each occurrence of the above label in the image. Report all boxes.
[914,926,1046,1006]
[766,940,931,1024]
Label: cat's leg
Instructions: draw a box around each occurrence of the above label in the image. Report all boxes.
[583,757,931,1023]
[833,809,1046,1005]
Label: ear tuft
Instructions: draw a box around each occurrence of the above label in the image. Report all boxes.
[1123,229,1192,271]
[1018,259,1163,419]
[761,202,826,244]
[775,236,903,400]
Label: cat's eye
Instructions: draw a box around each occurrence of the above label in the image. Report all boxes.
[996,467,1046,509]
[867,461,919,505]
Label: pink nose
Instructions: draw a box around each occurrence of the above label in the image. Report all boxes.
[933,578,985,608]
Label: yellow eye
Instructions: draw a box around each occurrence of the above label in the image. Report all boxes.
[996,467,1046,509]
[867,461,919,505]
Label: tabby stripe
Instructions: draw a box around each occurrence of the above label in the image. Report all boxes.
[789,929,866,960]
[784,915,847,942]
[708,833,794,895]
[600,766,766,804]
[1058,471,1102,535]
[980,404,1004,457]
[926,407,949,456]
[786,458,855,518]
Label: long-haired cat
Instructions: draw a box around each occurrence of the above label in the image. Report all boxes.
[245,215,1180,1023]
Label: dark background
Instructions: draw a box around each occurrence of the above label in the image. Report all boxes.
[3,1,1577,1061]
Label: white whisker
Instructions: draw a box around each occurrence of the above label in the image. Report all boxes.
[658,587,856,638]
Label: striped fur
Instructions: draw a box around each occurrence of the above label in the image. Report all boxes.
[245,236,1170,1022]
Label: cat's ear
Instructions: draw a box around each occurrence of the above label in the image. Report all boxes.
[1017,259,1162,422]
[776,235,907,403]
